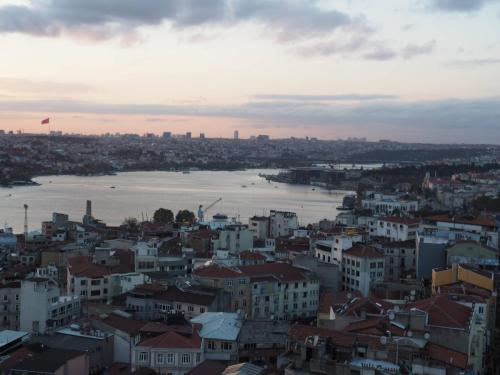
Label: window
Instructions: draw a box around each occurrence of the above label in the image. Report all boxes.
[377,262,383,268]
[90,290,101,296]
[370,262,376,269]
[157,353,164,364]
[139,352,149,362]
[222,342,232,351]
[80,280,87,286]
[196,352,201,363]
[188,305,194,312]
[208,341,216,350]
[167,353,175,364]
[91,279,101,286]
[181,354,191,364]
[199,307,205,313]
[239,279,246,285]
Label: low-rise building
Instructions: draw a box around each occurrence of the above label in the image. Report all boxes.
[191,312,242,362]
[131,324,204,375]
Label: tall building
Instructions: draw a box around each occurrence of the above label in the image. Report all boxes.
[234,130,239,140]
[162,131,172,139]
[186,132,192,140]
[200,133,205,139]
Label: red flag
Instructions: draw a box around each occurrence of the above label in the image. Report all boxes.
[41,117,50,125]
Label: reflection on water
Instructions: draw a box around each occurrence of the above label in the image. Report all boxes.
[0,169,350,232]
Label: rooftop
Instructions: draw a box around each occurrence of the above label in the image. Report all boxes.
[343,244,384,259]
[191,312,242,341]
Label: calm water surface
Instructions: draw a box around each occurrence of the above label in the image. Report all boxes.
[0,170,351,232]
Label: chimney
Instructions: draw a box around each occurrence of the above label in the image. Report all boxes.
[86,200,92,217]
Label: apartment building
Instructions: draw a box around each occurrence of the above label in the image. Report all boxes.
[377,216,421,242]
[269,210,299,238]
[211,224,254,253]
[342,245,385,296]
[20,278,80,334]
[0,281,20,330]
[193,263,320,320]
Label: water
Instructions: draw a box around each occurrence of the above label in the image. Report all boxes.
[0,169,351,233]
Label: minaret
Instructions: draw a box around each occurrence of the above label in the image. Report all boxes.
[23,204,28,247]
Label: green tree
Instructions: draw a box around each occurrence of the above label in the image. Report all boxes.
[175,209,195,224]
[122,217,139,232]
[153,208,174,224]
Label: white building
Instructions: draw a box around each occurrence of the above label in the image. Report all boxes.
[211,224,254,253]
[314,235,356,265]
[269,210,299,238]
[191,312,242,362]
[132,325,204,375]
[377,217,421,242]
[132,240,160,273]
[20,278,80,334]
[342,245,385,296]
[362,193,418,215]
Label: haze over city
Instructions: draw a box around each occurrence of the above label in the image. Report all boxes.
[0,0,499,142]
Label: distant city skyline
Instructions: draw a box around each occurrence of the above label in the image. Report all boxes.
[0,0,500,143]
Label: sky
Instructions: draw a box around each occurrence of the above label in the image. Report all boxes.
[0,0,499,143]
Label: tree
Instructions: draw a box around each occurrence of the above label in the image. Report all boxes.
[122,217,139,232]
[153,208,174,224]
[176,209,195,224]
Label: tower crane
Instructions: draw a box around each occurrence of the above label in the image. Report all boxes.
[198,198,222,222]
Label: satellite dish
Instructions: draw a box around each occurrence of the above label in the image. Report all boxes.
[407,331,413,337]
[380,336,388,345]
[389,312,395,321]
[424,332,430,340]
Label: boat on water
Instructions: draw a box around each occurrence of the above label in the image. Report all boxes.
[241,185,247,188]
[182,171,190,174]
[110,186,116,189]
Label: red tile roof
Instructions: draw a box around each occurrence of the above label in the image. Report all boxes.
[99,313,146,335]
[187,360,226,375]
[318,291,362,314]
[426,214,496,228]
[138,325,202,349]
[194,265,242,278]
[343,245,383,259]
[67,251,134,278]
[427,343,468,369]
[407,295,471,329]
[340,296,394,317]
[239,250,266,261]
[194,262,313,282]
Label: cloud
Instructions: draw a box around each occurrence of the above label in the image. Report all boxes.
[0,0,362,43]
[1,96,499,142]
[254,94,398,101]
[363,46,397,60]
[401,40,436,59]
[429,0,499,12]
[447,58,500,67]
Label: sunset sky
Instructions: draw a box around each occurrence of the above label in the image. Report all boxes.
[0,0,499,142]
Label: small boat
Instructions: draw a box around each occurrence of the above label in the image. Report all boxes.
[182,170,190,174]
[241,185,247,188]
[110,186,116,189]
[312,188,316,191]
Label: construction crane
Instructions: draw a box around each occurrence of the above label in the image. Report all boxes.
[198,198,222,222]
